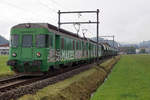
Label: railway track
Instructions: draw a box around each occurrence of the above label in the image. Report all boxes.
[0,74,24,83]
[0,66,81,93]
[0,57,112,100]
[0,77,39,93]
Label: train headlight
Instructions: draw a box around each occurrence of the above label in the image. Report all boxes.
[12,53,17,57]
[36,52,41,57]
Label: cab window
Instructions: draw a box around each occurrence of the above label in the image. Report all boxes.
[11,34,19,47]
[22,35,32,47]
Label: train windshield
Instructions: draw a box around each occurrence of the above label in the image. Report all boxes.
[11,34,19,47]
[36,34,49,48]
[22,35,32,47]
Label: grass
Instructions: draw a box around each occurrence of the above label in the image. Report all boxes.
[18,56,120,100]
[0,56,14,77]
[91,54,150,100]
[18,57,121,100]
[18,68,101,100]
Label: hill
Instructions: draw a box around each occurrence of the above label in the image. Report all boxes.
[139,40,150,48]
[0,35,9,45]
[118,41,150,48]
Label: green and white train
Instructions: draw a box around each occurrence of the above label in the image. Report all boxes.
[7,23,117,74]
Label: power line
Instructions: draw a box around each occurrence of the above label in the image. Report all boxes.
[48,0,69,11]
[38,0,58,13]
[1,0,57,22]
[38,0,67,12]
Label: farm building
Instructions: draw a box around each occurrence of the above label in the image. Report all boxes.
[0,44,9,55]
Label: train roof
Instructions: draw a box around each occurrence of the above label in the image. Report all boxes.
[12,23,117,51]
[12,23,98,44]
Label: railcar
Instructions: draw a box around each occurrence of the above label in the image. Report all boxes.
[7,23,103,74]
[7,23,117,74]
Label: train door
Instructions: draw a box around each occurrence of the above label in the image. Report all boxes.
[55,35,61,62]
[89,43,91,59]
[86,42,88,58]
[82,41,87,58]
[60,37,65,62]
[73,40,75,53]
[82,41,84,58]
[21,34,33,59]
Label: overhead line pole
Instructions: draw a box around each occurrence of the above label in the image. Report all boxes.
[59,11,98,14]
[60,21,97,24]
[97,9,99,63]
[58,10,61,29]
[58,9,100,63]
[113,35,114,48]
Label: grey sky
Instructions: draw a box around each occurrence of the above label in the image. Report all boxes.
[0,0,150,43]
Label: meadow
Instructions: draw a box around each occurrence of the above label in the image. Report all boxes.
[91,54,150,100]
[0,56,14,77]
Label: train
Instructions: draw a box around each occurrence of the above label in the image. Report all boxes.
[7,23,117,74]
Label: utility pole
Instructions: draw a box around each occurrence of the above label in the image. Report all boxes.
[96,9,99,62]
[113,35,114,48]
[58,10,61,29]
[58,9,100,62]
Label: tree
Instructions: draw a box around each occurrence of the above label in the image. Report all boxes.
[127,47,136,54]
[139,48,146,54]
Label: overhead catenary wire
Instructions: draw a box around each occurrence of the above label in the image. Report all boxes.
[2,0,97,36]
[0,0,33,20]
[40,0,96,36]
[48,0,69,11]
[0,0,52,21]
[38,0,58,13]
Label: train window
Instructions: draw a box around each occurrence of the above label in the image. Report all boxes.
[95,46,97,56]
[68,39,72,50]
[49,35,53,47]
[22,35,32,47]
[68,39,71,50]
[79,41,81,50]
[66,39,69,50]
[76,41,78,50]
[64,38,67,50]
[73,40,75,50]
[61,38,64,49]
[11,34,19,47]
[36,34,48,48]
[84,42,86,49]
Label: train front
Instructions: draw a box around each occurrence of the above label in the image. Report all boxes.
[7,23,49,74]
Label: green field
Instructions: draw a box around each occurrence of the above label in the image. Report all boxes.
[91,54,150,100]
[0,56,14,77]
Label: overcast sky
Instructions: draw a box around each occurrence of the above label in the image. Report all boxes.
[0,0,150,43]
